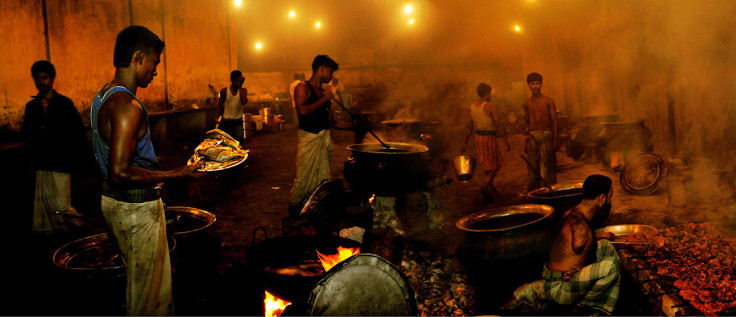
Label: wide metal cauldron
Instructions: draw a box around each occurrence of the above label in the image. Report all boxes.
[53,233,176,272]
[455,204,555,273]
[344,142,429,195]
[245,234,362,302]
[526,180,584,220]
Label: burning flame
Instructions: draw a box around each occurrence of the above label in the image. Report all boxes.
[316,246,360,272]
[368,193,376,204]
[264,291,291,317]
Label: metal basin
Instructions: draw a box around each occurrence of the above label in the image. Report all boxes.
[345,142,429,195]
[166,206,216,235]
[455,205,556,274]
[527,180,585,218]
[595,224,657,237]
[53,232,176,271]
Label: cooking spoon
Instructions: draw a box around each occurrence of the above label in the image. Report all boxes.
[331,98,392,150]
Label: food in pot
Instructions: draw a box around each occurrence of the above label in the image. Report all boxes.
[622,222,736,315]
[264,260,325,277]
[188,129,247,171]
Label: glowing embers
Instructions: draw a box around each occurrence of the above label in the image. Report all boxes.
[317,246,360,272]
[264,290,292,317]
[368,193,376,204]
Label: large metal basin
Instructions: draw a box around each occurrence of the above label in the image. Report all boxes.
[527,180,585,219]
[455,204,555,273]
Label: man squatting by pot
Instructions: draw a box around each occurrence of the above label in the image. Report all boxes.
[90,25,204,315]
[289,55,339,215]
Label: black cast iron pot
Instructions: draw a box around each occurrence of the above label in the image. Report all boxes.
[344,142,429,196]
[244,229,362,303]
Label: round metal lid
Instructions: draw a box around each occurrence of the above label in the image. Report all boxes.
[620,152,667,195]
[306,254,418,316]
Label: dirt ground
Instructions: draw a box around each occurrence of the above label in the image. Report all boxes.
[11,125,736,315]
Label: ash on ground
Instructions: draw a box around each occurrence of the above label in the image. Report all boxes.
[400,249,475,316]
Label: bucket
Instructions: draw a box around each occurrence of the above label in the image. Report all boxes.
[452,154,476,181]
[260,107,272,125]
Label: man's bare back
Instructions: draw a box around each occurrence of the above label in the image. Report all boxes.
[548,208,597,272]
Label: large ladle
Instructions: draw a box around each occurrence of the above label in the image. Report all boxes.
[520,154,559,197]
[331,98,392,150]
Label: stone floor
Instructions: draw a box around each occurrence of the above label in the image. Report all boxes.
[8,126,736,315]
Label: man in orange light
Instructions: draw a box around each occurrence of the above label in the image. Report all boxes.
[464,83,510,202]
[289,55,338,214]
[217,70,248,143]
[522,72,558,191]
[90,25,204,315]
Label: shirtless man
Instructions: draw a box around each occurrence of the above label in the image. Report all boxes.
[90,25,203,315]
[544,174,620,315]
[522,72,558,190]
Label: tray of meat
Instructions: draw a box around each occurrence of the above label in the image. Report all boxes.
[188,129,248,172]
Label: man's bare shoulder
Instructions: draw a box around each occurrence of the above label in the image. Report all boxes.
[105,92,142,116]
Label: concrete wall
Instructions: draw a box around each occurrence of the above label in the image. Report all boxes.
[0,0,234,131]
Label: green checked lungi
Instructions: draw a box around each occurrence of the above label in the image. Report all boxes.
[543,239,621,315]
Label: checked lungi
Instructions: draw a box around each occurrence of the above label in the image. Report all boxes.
[475,133,502,172]
[543,239,621,315]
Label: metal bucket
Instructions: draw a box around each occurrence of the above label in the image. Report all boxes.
[259,107,272,125]
[452,154,476,181]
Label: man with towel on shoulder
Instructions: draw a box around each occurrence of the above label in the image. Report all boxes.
[289,55,339,215]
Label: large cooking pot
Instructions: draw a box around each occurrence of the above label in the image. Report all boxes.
[53,232,176,272]
[455,204,555,275]
[344,142,429,195]
[166,206,216,235]
[245,230,362,303]
[526,180,585,220]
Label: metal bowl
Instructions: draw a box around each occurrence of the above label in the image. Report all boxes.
[166,206,217,235]
[456,204,555,233]
[595,224,658,237]
[53,233,176,271]
[527,180,585,199]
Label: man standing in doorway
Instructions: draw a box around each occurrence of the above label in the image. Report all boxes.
[23,60,86,234]
[522,72,558,191]
[90,25,203,316]
[289,55,338,213]
[217,70,248,143]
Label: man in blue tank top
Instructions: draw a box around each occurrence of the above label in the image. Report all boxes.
[289,55,339,213]
[90,25,203,316]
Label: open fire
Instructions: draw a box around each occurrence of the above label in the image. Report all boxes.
[316,246,361,271]
[264,290,292,317]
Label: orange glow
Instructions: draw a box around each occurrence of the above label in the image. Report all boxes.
[610,152,624,169]
[289,11,295,19]
[264,291,291,317]
[368,193,376,203]
[234,0,242,7]
[404,4,412,14]
[255,42,262,50]
[315,21,321,28]
[408,18,414,25]
[514,25,521,32]
[317,246,360,272]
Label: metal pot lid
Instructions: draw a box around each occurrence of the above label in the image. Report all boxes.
[620,152,667,195]
[307,254,418,316]
[165,206,216,235]
[298,179,345,217]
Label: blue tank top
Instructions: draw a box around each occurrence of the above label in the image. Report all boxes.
[90,85,161,180]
